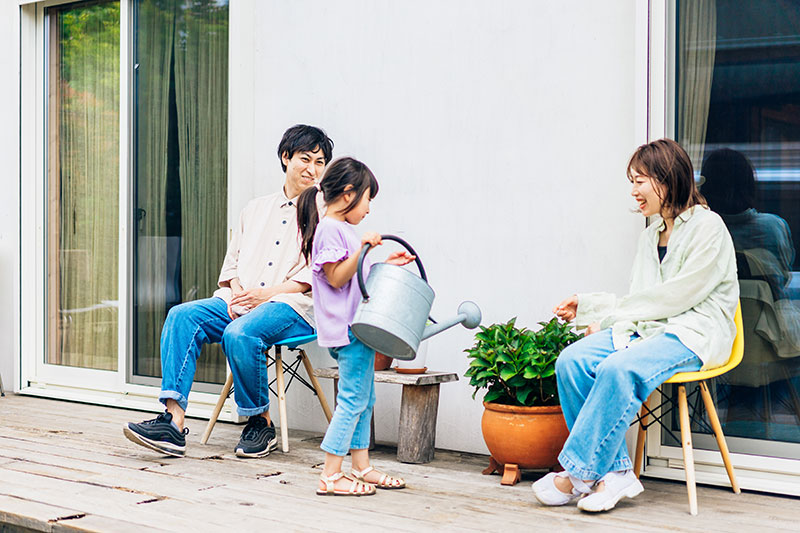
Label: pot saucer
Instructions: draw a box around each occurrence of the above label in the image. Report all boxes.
[394,367,427,374]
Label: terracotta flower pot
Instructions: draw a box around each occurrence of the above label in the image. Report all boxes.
[374,352,393,371]
[481,401,569,485]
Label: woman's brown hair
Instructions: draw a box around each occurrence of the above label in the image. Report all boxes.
[627,138,706,220]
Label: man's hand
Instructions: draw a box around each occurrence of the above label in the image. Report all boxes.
[230,287,276,313]
[553,295,578,322]
[385,251,415,266]
[226,279,245,320]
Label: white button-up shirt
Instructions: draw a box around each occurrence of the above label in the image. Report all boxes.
[213,190,314,326]
[576,205,739,369]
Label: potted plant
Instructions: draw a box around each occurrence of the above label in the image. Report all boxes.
[465,317,582,485]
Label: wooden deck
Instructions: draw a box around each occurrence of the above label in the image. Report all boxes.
[1,394,798,532]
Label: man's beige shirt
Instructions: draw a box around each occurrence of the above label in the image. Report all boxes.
[213,190,314,326]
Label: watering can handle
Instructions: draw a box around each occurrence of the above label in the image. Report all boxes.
[356,234,427,301]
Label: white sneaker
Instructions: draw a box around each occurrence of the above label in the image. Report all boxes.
[577,470,644,512]
[532,472,591,506]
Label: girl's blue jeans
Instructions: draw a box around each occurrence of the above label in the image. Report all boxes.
[321,331,377,456]
[556,329,702,480]
[158,297,313,416]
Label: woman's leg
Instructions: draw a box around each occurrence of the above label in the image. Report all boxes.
[558,333,702,481]
[555,329,616,430]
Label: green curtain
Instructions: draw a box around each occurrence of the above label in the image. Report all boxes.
[174,2,229,383]
[135,0,228,383]
[135,1,175,377]
[53,2,120,371]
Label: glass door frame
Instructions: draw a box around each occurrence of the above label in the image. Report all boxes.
[642,0,800,496]
[19,0,227,415]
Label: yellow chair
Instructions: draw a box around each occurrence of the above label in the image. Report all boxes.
[633,302,744,515]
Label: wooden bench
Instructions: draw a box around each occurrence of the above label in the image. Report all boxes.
[313,367,458,464]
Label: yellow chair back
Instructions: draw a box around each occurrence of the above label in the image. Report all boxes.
[665,302,744,384]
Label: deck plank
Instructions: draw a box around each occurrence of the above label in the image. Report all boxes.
[1,394,799,532]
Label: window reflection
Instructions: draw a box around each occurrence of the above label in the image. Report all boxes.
[672,0,800,449]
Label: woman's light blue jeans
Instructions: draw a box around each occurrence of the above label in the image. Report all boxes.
[321,330,376,456]
[555,329,702,480]
[159,297,314,416]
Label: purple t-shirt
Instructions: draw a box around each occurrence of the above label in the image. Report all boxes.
[311,217,371,347]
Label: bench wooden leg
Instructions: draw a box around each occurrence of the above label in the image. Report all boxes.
[275,346,289,453]
[397,383,440,464]
[678,384,698,516]
[201,372,233,444]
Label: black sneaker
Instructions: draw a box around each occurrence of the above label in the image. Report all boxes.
[235,416,277,458]
[123,411,189,457]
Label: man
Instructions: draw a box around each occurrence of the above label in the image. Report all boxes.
[124,125,333,458]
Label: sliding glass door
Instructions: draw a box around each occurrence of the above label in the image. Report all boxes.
[39,0,228,393]
[132,0,228,386]
[663,0,800,462]
[46,1,121,373]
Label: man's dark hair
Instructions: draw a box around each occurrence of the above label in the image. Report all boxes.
[277,125,334,171]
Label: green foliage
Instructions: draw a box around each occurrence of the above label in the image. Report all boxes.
[464,317,583,407]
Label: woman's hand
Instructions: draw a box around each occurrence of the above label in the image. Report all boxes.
[585,322,601,335]
[553,295,578,322]
[385,251,416,266]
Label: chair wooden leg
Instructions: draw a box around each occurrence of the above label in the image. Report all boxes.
[634,395,651,478]
[299,350,333,422]
[201,372,234,444]
[699,381,740,494]
[275,345,289,453]
[678,384,698,515]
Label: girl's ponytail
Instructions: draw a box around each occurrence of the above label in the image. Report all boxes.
[297,185,320,263]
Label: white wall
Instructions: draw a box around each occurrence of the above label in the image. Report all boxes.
[0,4,21,394]
[231,0,644,454]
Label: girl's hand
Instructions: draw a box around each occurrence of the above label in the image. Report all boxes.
[553,295,578,322]
[586,322,601,335]
[361,232,382,247]
[385,251,416,266]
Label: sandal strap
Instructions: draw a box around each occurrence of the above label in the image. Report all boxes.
[351,466,375,480]
[565,473,594,494]
[320,471,345,494]
[353,466,404,487]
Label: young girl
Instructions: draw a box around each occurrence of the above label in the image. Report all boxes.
[297,157,415,496]
[532,139,738,512]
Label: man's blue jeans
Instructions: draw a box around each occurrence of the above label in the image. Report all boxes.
[320,331,376,456]
[158,297,314,416]
[555,329,702,480]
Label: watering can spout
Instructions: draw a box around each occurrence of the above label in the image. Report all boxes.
[421,301,482,341]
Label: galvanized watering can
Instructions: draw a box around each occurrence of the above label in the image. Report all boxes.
[351,235,481,360]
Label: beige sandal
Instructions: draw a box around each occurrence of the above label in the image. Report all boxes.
[316,471,376,496]
[351,466,406,489]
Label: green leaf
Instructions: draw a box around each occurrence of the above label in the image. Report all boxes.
[499,367,517,382]
[483,389,503,403]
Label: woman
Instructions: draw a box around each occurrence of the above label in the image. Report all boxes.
[532,139,738,512]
